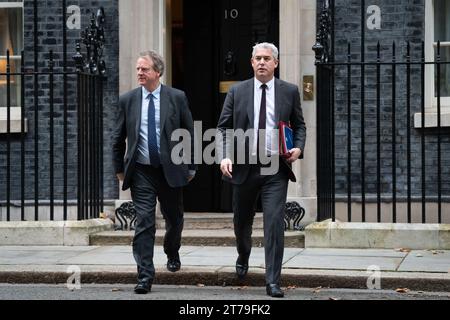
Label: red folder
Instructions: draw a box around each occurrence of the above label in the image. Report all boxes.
[279,121,293,158]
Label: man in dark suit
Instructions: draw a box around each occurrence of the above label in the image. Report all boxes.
[112,51,196,294]
[217,43,306,298]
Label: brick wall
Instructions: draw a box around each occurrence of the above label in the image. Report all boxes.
[0,0,119,203]
[320,0,450,199]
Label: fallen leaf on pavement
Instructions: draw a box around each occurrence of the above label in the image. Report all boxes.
[416,254,423,257]
[287,285,297,290]
[395,248,411,253]
[313,286,322,293]
[395,288,410,293]
[111,288,121,292]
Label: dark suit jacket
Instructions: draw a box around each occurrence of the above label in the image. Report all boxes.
[217,78,306,184]
[112,85,196,190]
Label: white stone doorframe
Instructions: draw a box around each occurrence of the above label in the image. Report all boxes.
[117,0,318,223]
[118,0,170,201]
[280,0,317,224]
[119,0,169,95]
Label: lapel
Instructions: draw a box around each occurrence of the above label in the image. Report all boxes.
[159,84,169,134]
[246,79,255,127]
[274,78,281,124]
[133,88,143,139]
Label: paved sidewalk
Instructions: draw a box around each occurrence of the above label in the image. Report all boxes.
[0,246,449,291]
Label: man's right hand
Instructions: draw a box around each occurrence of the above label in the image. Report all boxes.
[116,173,124,181]
[220,159,233,178]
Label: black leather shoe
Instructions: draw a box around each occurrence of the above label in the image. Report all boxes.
[266,284,284,298]
[235,256,249,279]
[134,281,151,294]
[167,259,181,272]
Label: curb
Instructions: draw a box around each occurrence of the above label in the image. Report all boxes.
[1,267,449,292]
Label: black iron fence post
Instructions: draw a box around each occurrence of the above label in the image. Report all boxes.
[73,8,106,220]
[6,50,11,221]
[406,42,412,223]
[62,0,68,221]
[20,50,25,221]
[436,42,442,223]
[391,42,397,223]
[376,42,381,222]
[313,0,334,222]
[49,50,55,221]
[347,42,352,222]
[420,41,426,223]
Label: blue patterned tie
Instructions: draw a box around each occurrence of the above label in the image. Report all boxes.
[147,93,160,167]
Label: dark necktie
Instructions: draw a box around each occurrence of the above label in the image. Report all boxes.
[258,83,267,155]
[147,93,160,167]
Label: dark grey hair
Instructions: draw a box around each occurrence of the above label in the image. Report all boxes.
[139,50,165,77]
[252,42,279,60]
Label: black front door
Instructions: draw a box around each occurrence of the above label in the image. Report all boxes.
[172,0,279,212]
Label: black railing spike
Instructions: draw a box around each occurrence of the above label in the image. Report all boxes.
[312,41,324,63]
[312,0,332,64]
[377,42,380,61]
[48,50,54,68]
[73,40,84,72]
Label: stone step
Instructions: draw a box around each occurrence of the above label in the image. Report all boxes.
[89,229,305,248]
[115,212,264,230]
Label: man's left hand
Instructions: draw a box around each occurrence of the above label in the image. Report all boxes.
[188,175,194,182]
[286,148,302,163]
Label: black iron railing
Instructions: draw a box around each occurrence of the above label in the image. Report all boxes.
[0,50,104,221]
[73,8,107,221]
[314,0,449,224]
[0,8,106,221]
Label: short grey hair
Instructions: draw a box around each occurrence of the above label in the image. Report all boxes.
[139,50,165,77]
[252,42,279,60]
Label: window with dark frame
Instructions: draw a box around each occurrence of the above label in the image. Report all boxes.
[434,0,450,98]
[0,1,23,109]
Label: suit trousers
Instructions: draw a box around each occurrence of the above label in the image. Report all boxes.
[232,162,289,285]
[130,163,184,283]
